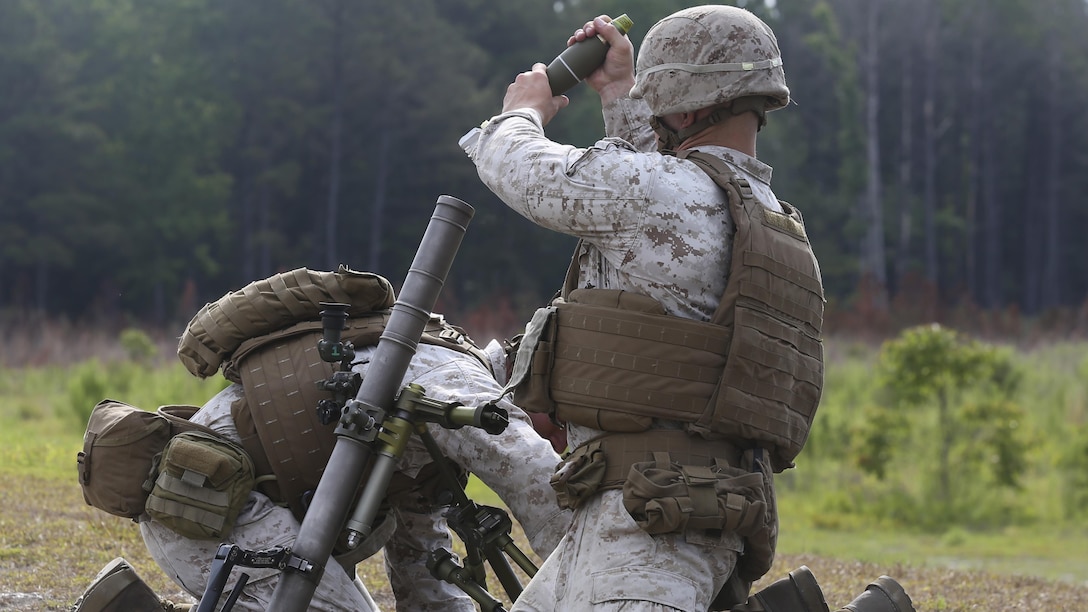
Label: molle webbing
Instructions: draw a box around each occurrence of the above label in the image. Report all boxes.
[544,152,823,471]
[587,430,741,490]
[549,297,731,431]
[680,151,824,470]
[228,313,488,520]
[143,430,255,540]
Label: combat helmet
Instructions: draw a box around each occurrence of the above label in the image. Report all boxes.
[630,5,789,118]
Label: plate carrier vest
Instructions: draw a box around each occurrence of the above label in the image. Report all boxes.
[509,151,825,472]
[225,312,489,520]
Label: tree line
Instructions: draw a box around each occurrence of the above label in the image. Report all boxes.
[2,0,1086,332]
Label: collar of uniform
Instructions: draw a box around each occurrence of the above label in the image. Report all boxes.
[685,145,772,186]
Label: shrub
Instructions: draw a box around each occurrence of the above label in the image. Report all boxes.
[119,328,158,364]
[850,325,1030,527]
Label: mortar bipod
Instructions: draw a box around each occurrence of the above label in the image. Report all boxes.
[196,544,320,612]
[415,421,538,612]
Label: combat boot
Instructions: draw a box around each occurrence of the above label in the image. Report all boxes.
[731,565,830,612]
[837,575,915,612]
[71,557,192,612]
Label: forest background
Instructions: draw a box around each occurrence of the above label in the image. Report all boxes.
[2,0,1088,609]
[3,0,1088,333]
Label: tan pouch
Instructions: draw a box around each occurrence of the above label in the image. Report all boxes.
[621,451,766,536]
[77,400,213,520]
[549,439,608,510]
[145,431,255,540]
[507,305,559,415]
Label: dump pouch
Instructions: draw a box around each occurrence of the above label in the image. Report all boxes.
[620,446,777,582]
[733,448,778,583]
[550,429,778,581]
[144,431,255,540]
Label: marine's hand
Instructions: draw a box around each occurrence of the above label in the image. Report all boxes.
[503,63,569,126]
[568,16,636,106]
[528,412,568,454]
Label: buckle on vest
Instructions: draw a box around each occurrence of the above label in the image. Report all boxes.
[438,328,464,344]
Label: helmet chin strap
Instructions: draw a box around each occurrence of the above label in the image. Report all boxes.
[651,96,770,152]
[650,116,684,152]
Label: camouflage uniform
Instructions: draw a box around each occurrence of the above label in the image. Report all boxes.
[140,340,570,611]
[468,74,786,612]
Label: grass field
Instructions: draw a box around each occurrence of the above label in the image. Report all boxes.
[3,467,1088,611]
[2,339,1087,610]
[2,410,1087,611]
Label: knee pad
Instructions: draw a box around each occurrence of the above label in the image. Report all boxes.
[838,576,916,612]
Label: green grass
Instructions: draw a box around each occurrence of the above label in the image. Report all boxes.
[3,343,1088,609]
[3,368,1084,588]
[0,417,81,481]
[776,499,1088,585]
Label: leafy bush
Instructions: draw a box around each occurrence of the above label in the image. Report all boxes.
[66,359,134,426]
[119,328,158,364]
[845,325,1030,528]
[65,358,228,429]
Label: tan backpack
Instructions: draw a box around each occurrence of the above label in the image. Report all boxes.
[227,313,489,520]
[175,266,489,521]
[177,265,395,379]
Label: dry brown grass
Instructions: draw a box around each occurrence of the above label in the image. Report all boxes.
[2,472,1087,611]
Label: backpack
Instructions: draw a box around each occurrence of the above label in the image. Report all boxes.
[175,266,490,521]
[227,313,488,520]
[76,400,216,520]
[177,265,395,379]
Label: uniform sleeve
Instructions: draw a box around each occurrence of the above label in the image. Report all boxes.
[602,96,656,152]
[404,346,570,556]
[472,109,661,255]
[191,383,245,444]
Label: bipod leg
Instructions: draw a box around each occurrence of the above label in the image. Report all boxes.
[481,544,523,601]
[498,532,539,577]
[416,427,490,587]
[415,410,537,603]
[447,502,533,599]
[196,544,316,612]
[427,548,507,612]
[196,544,240,612]
[222,573,249,611]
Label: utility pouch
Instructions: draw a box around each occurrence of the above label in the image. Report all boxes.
[734,447,778,582]
[506,305,559,415]
[145,431,255,540]
[622,451,767,537]
[549,439,608,510]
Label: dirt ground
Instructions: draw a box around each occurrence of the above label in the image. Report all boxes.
[2,472,1086,611]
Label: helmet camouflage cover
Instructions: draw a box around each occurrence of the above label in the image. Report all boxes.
[630,5,790,116]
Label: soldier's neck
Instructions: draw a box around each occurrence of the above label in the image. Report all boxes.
[678,114,758,157]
